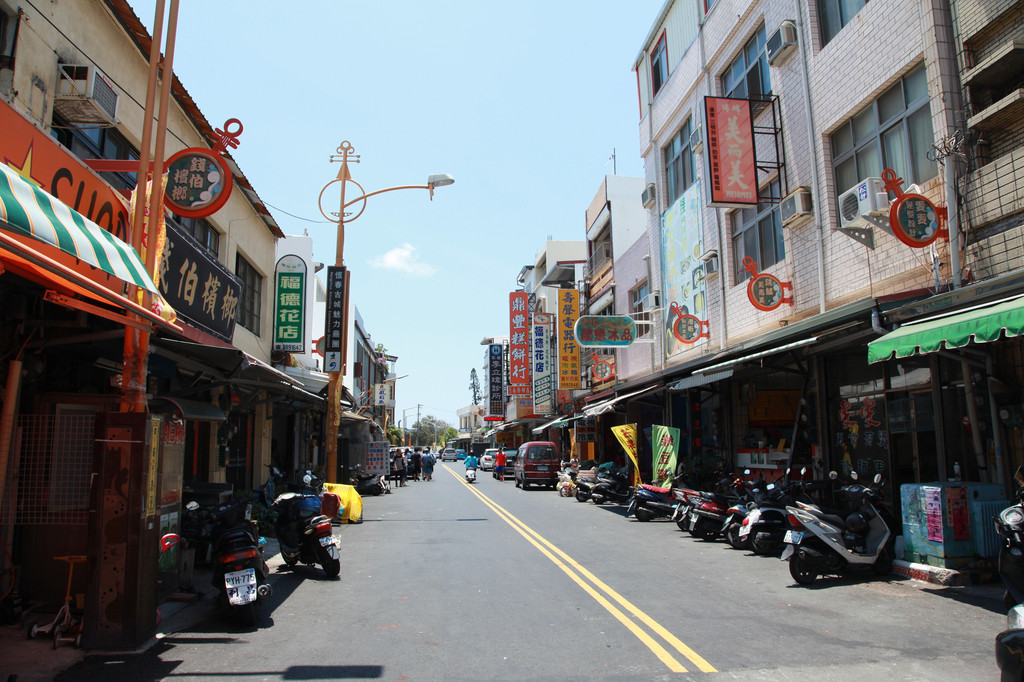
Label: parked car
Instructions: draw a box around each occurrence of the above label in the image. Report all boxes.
[456,449,467,460]
[514,441,560,490]
[480,449,498,471]
[442,448,458,461]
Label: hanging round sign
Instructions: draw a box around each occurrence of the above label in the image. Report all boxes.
[881,168,948,248]
[164,148,233,218]
[743,257,793,312]
[592,360,614,381]
[672,313,710,344]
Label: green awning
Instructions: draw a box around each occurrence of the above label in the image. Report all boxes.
[0,162,158,292]
[867,293,1024,363]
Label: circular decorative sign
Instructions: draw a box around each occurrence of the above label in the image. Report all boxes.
[592,361,614,381]
[560,401,576,416]
[673,314,707,344]
[164,148,233,218]
[747,272,788,311]
[890,193,942,248]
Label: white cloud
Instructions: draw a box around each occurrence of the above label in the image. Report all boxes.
[368,243,436,276]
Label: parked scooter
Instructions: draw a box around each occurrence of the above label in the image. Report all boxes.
[350,464,389,496]
[687,474,749,541]
[995,466,1024,608]
[207,497,272,624]
[628,470,690,522]
[575,472,598,502]
[263,466,341,579]
[590,467,632,505]
[740,468,817,555]
[782,471,895,584]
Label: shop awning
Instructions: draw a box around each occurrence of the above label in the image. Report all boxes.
[0,162,158,293]
[583,385,660,417]
[531,414,582,434]
[150,338,303,395]
[694,336,820,375]
[669,369,734,391]
[867,292,1024,363]
[149,396,227,422]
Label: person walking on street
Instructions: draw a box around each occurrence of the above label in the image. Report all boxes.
[494,448,507,481]
[394,449,408,487]
[411,448,423,481]
[422,449,436,481]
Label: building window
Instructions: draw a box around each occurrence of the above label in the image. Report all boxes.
[818,0,867,47]
[651,32,668,97]
[723,27,770,101]
[830,65,937,200]
[51,113,138,192]
[631,281,651,338]
[235,253,262,334]
[664,119,695,206]
[733,180,784,284]
[173,216,220,258]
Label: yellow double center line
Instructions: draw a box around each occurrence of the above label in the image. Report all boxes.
[446,465,716,674]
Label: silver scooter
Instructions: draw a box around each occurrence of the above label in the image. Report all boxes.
[781,471,895,584]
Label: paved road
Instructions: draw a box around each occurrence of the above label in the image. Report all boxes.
[56,462,1005,681]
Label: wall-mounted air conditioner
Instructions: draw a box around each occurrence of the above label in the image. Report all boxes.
[838,178,887,229]
[690,124,703,154]
[700,249,720,277]
[767,20,798,66]
[643,291,661,310]
[781,186,813,227]
[54,63,119,125]
[641,183,657,209]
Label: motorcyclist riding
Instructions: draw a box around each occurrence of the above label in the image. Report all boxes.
[464,453,480,483]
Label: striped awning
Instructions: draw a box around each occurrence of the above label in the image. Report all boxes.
[0,162,158,293]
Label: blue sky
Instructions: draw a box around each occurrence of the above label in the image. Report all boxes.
[128,1,664,431]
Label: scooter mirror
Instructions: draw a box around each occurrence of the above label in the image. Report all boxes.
[874,473,883,484]
[160,533,181,553]
[851,471,859,481]
[303,474,312,485]
[829,471,838,480]
[800,467,807,476]
[767,483,775,490]
[185,501,200,511]
[744,469,751,475]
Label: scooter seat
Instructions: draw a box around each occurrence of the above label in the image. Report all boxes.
[801,506,847,530]
[641,484,671,494]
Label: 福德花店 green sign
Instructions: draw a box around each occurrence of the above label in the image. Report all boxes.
[273,255,306,352]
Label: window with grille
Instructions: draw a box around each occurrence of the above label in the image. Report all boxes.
[51,112,138,192]
[664,119,695,206]
[732,179,784,285]
[723,27,771,101]
[235,253,262,333]
[830,65,937,200]
[651,32,668,97]
[631,281,651,338]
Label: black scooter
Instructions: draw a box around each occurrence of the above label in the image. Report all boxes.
[207,498,272,625]
[350,464,389,496]
[996,466,1024,608]
[591,468,632,505]
[263,467,341,579]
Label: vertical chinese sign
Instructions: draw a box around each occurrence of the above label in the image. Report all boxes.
[532,313,553,414]
[273,255,306,352]
[704,96,757,208]
[508,292,531,397]
[161,222,241,342]
[324,266,347,373]
[487,343,505,420]
[558,289,580,389]
[661,181,707,359]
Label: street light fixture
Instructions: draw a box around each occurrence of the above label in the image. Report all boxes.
[319,141,453,481]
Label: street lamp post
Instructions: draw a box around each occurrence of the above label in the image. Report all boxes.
[319,141,452,482]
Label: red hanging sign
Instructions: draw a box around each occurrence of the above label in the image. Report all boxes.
[744,257,792,311]
[882,168,948,248]
[669,302,710,344]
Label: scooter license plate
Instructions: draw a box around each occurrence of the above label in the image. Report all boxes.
[320,535,340,560]
[224,568,257,605]
[784,530,803,544]
[740,510,760,537]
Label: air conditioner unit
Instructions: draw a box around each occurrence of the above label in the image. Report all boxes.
[700,249,720,276]
[54,63,119,125]
[643,291,661,310]
[641,183,657,209]
[690,124,703,154]
[781,186,813,227]
[838,177,887,229]
[766,20,798,66]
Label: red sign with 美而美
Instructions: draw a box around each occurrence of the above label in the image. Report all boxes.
[704,96,758,207]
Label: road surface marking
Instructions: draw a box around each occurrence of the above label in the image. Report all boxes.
[444,464,716,674]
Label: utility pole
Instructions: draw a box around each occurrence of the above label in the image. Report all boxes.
[416,404,422,446]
